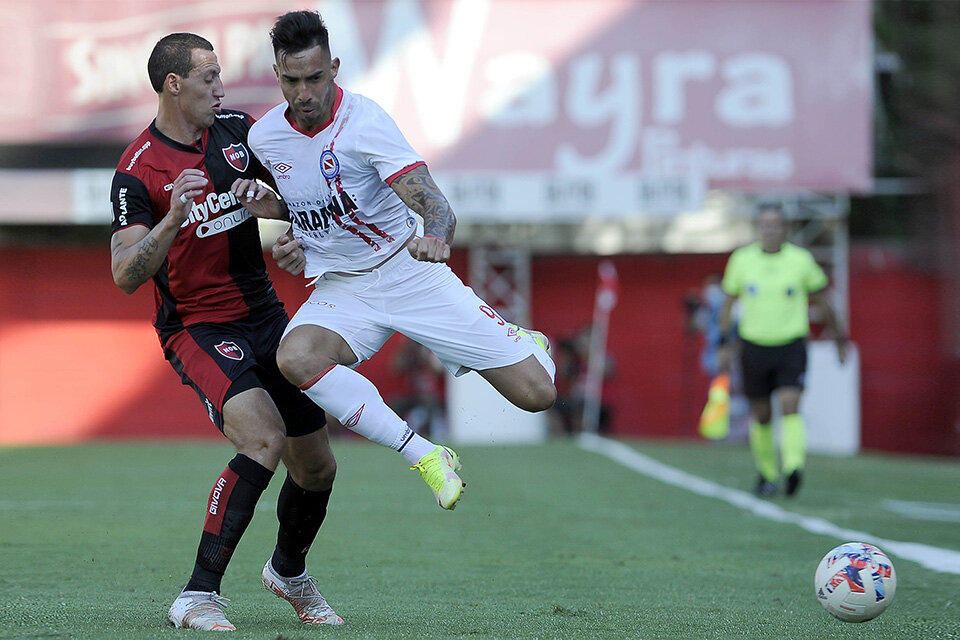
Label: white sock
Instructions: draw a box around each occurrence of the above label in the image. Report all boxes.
[399,432,436,465]
[300,365,435,464]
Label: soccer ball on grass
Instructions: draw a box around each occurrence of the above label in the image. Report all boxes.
[814,542,896,623]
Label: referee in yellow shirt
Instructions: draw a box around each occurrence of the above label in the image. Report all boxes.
[718,204,848,497]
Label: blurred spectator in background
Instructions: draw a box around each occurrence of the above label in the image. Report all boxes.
[717,204,848,497]
[550,325,616,435]
[686,273,726,376]
[389,337,448,440]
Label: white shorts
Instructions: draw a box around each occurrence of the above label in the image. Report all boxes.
[283,248,555,378]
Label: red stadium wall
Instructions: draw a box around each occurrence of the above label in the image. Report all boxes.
[0,245,956,455]
[846,247,958,455]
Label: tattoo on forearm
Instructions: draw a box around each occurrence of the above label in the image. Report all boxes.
[124,236,160,283]
[393,168,456,243]
[417,194,454,242]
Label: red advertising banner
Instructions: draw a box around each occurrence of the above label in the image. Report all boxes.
[1,0,871,192]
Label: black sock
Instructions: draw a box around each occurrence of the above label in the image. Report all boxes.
[271,473,332,578]
[184,454,273,593]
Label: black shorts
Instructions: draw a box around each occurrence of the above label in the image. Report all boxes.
[162,305,325,436]
[740,338,807,400]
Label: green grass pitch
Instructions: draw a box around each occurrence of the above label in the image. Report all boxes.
[1,438,958,639]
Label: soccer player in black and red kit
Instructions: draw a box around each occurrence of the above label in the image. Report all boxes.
[109,33,343,631]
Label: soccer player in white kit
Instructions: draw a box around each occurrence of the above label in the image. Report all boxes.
[233,10,556,512]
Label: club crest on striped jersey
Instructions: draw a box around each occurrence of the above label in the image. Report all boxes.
[319,150,340,179]
[222,143,250,172]
[215,341,244,361]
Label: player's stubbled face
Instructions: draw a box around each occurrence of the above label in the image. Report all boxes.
[275,45,340,131]
[180,49,224,131]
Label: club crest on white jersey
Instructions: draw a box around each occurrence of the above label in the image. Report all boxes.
[247,87,424,278]
[320,150,340,179]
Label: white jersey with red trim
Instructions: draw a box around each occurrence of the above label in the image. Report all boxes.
[248,86,425,278]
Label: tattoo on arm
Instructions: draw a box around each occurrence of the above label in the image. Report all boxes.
[123,235,160,285]
[391,166,456,243]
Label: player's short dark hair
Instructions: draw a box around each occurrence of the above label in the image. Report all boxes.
[147,33,214,94]
[755,202,784,218]
[270,11,330,62]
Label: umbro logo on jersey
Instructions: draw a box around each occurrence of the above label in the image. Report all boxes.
[275,162,293,174]
[215,341,244,361]
[222,143,250,172]
[320,150,340,179]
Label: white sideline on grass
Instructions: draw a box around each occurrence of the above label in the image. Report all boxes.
[578,433,960,575]
[882,499,960,524]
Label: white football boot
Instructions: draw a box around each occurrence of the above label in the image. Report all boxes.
[168,590,236,631]
[261,561,344,625]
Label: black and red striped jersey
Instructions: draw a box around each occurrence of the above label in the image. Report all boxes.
[111,110,282,339]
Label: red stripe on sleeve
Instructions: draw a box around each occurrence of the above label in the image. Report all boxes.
[385,161,426,185]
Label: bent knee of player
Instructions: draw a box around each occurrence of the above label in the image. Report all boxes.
[277,328,351,386]
[276,343,307,385]
[276,341,332,387]
[288,457,337,491]
[227,424,286,465]
[512,379,557,413]
[484,358,557,412]
[528,381,558,412]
